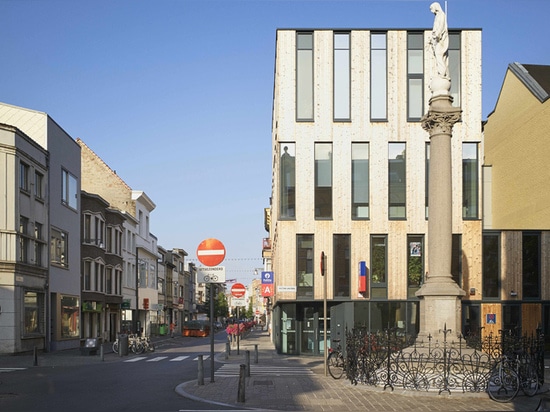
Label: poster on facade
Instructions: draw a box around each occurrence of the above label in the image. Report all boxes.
[410,242,421,257]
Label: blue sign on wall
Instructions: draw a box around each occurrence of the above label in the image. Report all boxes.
[261,271,274,284]
[486,314,496,324]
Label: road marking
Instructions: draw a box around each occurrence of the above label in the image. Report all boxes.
[0,367,27,373]
[124,357,147,362]
[170,356,189,362]
[146,356,168,362]
[193,355,210,361]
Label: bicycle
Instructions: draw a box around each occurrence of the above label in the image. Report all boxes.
[327,338,345,379]
[487,352,539,402]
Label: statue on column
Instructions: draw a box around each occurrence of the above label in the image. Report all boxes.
[428,2,451,97]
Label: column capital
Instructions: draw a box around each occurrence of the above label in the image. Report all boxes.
[421,108,462,136]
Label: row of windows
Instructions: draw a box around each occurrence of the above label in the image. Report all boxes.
[20,161,77,209]
[295,232,542,300]
[280,142,479,220]
[296,31,461,122]
[83,260,123,295]
[83,213,123,255]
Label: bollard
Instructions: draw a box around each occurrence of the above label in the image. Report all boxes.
[254,344,258,364]
[100,343,104,361]
[225,341,230,359]
[245,350,251,377]
[198,355,204,386]
[33,346,38,367]
[237,364,246,403]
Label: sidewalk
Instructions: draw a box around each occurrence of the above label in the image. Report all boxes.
[178,329,550,411]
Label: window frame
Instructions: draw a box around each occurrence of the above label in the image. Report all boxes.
[62,168,78,210]
[333,31,351,121]
[407,32,424,121]
[351,142,370,219]
[314,142,333,219]
[296,234,314,299]
[296,31,314,122]
[370,32,388,121]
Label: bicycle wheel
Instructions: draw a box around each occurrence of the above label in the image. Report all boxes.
[328,352,345,379]
[520,365,539,397]
[112,341,119,353]
[487,366,519,403]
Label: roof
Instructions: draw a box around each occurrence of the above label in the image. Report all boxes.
[509,62,550,103]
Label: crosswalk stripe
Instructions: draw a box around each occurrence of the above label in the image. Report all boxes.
[170,356,189,362]
[193,355,210,361]
[146,356,168,362]
[124,356,147,363]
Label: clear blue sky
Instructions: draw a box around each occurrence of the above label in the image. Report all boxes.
[2,0,549,285]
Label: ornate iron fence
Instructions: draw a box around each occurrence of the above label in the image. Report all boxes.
[344,326,544,395]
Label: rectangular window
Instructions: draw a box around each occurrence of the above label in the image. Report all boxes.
[106,226,113,252]
[297,234,314,298]
[451,234,462,286]
[50,228,68,267]
[371,235,387,299]
[352,143,369,219]
[407,235,424,298]
[389,143,406,219]
[20,162,29,191]
[106,267,113,294]
[34,171,44,199]
[315,143,332,219]
[370,32,387,120]
[280,143,296,219]
[34,222,43,267]
[482,232,500,299]
[462,143,478,219]
[62,169,78,209]
[296,32,313,121]
[60,295,80,339]
[84,260,91,290]
[334,32,350,120]
[115,268,122,295]
[333,234,350,297]
[407,32,424,120]
[448,32,461,107]
[19,216,29,263]
[24,291,44,335]
[138,259,148,288]
[522,232,540,299]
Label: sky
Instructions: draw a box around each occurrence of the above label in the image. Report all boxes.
[2,0,549,286]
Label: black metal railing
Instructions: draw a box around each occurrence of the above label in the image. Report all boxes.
[344,327,544,394]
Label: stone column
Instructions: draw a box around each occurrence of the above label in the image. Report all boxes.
[415,82,465,341]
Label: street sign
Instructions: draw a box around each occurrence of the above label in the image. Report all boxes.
[231,282,246,298]
[197,266,226,283]
[232,297,246,307]
[261,284,273,297]
[196,238,226,267]
[261,271,274,284]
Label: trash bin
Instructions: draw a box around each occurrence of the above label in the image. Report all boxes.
[119,334,129,356]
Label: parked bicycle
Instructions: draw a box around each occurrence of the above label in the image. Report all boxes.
[487,351,539,403]
[112,334,154,355]
[327,338,345,379]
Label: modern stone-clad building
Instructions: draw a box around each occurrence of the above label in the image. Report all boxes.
[268,28,483,355]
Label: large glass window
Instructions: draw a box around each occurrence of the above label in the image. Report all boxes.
[352,143,369,219]
[482,232,500,299]
[333,235,350,297]
[371,235,387,299]
[296,32,313,121]
[389,143,406,219]
[280,143,296,219]
[462,143,479,219]
[448,32,461,107]
[60,295,80,339]
[51,228,68,267]
[62,169,78,210]
[315,143,332,219]
[451,234,462,286]
[370,32,387,120]
[523,232,540,299]
[297,234,314,298]
[334,32,350,120]
[407,32,424,120]
[407,235,424,298]
[34,171,44,199]
[24,291,44,335]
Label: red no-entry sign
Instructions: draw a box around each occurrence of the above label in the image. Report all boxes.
[196,238,226,267]
[231,283,246,298]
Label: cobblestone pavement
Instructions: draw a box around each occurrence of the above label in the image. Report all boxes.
[177,330,550,411]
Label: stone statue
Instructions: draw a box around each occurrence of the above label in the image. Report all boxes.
[429,2,449,80]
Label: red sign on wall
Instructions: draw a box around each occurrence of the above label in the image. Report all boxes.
[261,284,273,297]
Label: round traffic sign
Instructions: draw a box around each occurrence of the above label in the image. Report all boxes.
[197,238,226,267]
[231,283,246,298]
